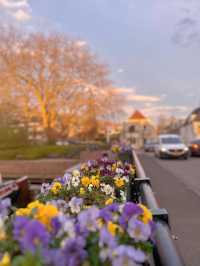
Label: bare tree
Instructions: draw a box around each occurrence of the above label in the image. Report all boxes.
[0,27,121,142]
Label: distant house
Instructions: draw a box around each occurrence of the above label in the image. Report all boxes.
[123,110,156,148]
[180,107,200,144]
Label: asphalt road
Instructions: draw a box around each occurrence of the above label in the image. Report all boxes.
[138,152,200,266]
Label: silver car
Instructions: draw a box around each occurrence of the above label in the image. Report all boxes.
[154,134,189,159]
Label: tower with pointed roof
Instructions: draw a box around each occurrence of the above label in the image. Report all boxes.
[123,110,156,148]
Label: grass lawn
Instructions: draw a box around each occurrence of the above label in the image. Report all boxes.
[0,144,87,160]
[0,142,109,160]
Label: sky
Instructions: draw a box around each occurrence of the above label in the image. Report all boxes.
[0,0,200,120]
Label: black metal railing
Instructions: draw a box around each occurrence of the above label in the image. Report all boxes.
[132,150,185,266]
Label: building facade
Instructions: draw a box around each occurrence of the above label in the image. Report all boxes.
[123,110,156,149]
[180,107,200,144]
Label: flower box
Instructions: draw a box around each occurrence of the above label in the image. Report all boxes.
[0,152,155,266]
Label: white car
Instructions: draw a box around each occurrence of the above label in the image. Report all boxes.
[155,134,189,159]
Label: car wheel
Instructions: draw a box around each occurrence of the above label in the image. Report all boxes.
[183,154,189,160]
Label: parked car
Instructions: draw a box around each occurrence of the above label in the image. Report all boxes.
[189,139,200,156]
[154,134,189,159]
[144,140,157,152]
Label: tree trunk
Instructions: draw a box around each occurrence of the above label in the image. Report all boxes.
[45,126,56,144]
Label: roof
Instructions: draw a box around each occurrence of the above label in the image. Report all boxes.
[129,110,147,120]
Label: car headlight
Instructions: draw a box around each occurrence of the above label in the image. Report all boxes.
[184,147,189,151]
[161,147,167,152]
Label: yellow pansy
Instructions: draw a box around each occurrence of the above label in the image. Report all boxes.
[84,205,92,209]
[0,220,5,241]
[15,208,31,216]
[111,145,120,153]
[81,176,90,187]
[81,163,88,171]
[51,182,62,194]
[97,218,104,228]
[0,253,11,266]
[35,204,59,230]
[80,187,85,195]
[27,200,43,210]
[111,164,117,171]
[139,204,153,224]
[116,161,122,168]
[114,178,125,188]
[130,166,136,175]
[91,177,100,188]
[107,221,122,236]
[105,198,113,205]
[16,200,43,216]
[0,231,5,241]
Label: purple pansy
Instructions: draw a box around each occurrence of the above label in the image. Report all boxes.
[62,173,72,185]
[99,227,117,249]
[112,245,146,265]
[119,202,143,229]
[99,208,113,222]
[128,217,151,242]
[13,216,30,240]
[69,197,83,214]
[99,204,119,222]
[78,206,99,232]
[51,216,61,235]
[60,236,87,266]
[13,218,50,252]
[0,198,11,218]
[49,199,68,213]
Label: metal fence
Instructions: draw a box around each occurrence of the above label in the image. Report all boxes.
[132,150,185,266]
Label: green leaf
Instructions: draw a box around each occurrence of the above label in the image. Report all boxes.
[12,252,43,266]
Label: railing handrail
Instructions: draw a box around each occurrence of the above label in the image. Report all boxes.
[132,150,185,266]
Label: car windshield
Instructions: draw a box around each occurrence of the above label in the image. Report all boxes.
[192,139,200,144]
[161,137,182,144]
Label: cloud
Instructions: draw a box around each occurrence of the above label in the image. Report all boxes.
[142,105,192,120]
[0,0,28,8]
[178,17,196,27]
[114,87,133,94]
[13,8,30,21]
[172,17,200,46]
[117,68,124,73]
[127,94,160,103]
[76,40,87,47]
[172,3,200,46]
[114,87,191,121]
[114,87,161,103]
[0,0,31,22]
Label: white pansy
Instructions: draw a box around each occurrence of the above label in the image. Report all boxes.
[68,198,83,214]
[119,204,125,213]
[101,184,114,195]
[106,165,112,171]
[120,190,126,202]
[116,168,124,174]
[40,183,50,194]
[122,176,129,183]
[88,184,93,192]
[72,169,80,177]
[71,176,80,187]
